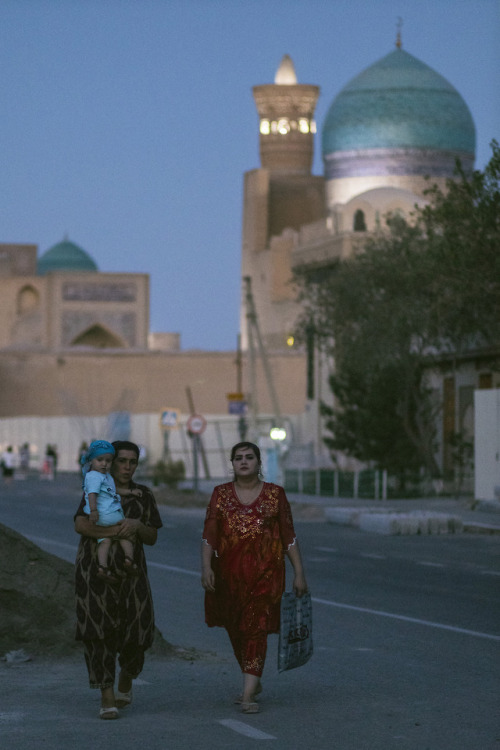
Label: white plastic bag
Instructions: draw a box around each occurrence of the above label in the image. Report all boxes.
[278,591,313,672]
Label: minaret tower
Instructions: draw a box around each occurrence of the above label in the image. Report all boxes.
[252,55,320,174]
[240,56,324,353]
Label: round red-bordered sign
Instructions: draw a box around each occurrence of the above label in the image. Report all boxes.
[187,414,207,435]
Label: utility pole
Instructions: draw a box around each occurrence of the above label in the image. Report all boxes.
[243,276,283,437]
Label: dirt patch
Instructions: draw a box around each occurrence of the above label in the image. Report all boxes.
[0,523,182,660]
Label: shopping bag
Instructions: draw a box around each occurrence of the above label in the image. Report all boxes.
[277,591,313,672]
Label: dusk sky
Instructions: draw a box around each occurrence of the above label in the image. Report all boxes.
[1,0,498,351]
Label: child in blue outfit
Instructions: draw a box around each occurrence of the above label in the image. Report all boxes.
[81,440,142,584]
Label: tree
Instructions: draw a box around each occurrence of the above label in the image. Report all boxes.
[295,142,500,477]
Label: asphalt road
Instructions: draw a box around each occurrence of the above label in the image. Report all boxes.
[1,476,499,749]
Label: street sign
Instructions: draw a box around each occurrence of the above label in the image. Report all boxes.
[187,413,207,435]
[160,408,180,430]
[229,400,247,415]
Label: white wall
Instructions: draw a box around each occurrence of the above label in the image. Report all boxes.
[474,389,500,501]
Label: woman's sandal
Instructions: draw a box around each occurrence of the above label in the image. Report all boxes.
[96,566,119,585]
[99,706,119,720]
[241,701,260,714]
[123,556,140,577]
[234,682,262,704]
[115,687,133,708]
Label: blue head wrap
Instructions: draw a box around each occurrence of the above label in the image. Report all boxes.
[80,440,115,479]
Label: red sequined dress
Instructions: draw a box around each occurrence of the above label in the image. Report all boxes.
[202,482,297,638]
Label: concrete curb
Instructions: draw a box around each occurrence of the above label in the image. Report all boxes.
[325,507,469,535]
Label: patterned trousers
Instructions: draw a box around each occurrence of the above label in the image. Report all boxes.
[83,635,146,690]
[227,625,268,677]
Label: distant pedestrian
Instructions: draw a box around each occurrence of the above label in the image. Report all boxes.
[47,444,58,478]
[78,442,88,471]
[1,446,15,483]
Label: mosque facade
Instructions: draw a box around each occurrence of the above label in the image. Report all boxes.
[240,43,497,476]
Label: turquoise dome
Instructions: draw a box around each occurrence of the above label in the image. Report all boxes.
[322,48,476,157]
[38,239,98,275]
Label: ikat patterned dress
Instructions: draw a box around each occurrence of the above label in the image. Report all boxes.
[74,484,162,649]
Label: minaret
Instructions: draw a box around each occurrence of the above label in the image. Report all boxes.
[252,55,320,174]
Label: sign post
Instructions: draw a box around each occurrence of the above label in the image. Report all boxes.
[159,408,180,462]
[187,414,207,493]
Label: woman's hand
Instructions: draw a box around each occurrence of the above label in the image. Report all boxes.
[293,571,308,598]
[201,567,215,592]
[114,518,141,539]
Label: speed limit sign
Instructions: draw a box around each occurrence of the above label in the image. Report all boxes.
[187,414,207,435]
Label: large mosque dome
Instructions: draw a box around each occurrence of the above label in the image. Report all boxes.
[38,238,98,275]
[323,48,475,155]
[322,47,475,195]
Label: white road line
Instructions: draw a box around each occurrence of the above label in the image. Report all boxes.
[25,535,500,642]
[481,570,500,576]
[417,561,445,568]
[316,547,338,552]
[218,719,276,740]
[148,561,200,577]
[26,535,77,552]
[360,553,386,559]
[312,596,500,641]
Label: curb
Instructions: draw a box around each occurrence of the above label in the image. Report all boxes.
[325,507,500,535]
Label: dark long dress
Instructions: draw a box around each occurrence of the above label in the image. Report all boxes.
[75,482,162,650]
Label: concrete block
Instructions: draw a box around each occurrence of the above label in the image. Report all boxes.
[358,513,402,535]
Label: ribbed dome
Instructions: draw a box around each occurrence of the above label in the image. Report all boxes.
[322,48,476,157]
[38,239,98,275]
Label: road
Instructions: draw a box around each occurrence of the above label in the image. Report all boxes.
[1,475,499,749]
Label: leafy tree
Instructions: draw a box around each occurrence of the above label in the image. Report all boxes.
[295,142,500,476]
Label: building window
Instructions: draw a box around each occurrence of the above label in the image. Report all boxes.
[479,373,492,389]
[17,285,40,315]
[353,210,366,232]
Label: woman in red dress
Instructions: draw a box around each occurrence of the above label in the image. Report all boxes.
[201,441,307,714]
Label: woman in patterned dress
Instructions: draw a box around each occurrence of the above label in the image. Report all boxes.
[74,440,163,720]
[201,441,307,714]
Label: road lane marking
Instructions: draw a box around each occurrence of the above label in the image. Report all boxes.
[148,561,200,576]
[417,561,445,568]
[360,553,386,559]
[312,596,500,641]
[24,535,500,642]
[481,570,500,576]
[219,719,276,739]
[26,536,77,552]
[315,547,338,552]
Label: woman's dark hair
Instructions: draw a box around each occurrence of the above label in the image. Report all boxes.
[112,440,140,459]
[230,442,261,463]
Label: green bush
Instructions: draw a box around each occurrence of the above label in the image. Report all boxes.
[152,459,186,488]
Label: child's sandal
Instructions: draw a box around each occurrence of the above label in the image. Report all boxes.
[96,566,119,584]
[123,557,140,577]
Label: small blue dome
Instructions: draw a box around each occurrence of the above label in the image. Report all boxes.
[322,48,476,157]
[38,239,98,275]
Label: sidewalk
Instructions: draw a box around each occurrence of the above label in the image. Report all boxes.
[287,491,500,535]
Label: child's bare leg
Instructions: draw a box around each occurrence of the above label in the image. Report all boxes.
[119,539,139,575]
[97,538,112,568]
[119,538,134,560]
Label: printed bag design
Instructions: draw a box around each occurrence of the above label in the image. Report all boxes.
[278,591,313,672]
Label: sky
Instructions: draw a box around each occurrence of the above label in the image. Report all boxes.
[1,0,498,351]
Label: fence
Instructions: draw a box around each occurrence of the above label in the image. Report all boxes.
[284,468,387,500]
[284,468,475,500]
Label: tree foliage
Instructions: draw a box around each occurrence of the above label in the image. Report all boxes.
[295,142,500,476]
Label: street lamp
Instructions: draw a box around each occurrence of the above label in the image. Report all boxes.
[270,426,287,441]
